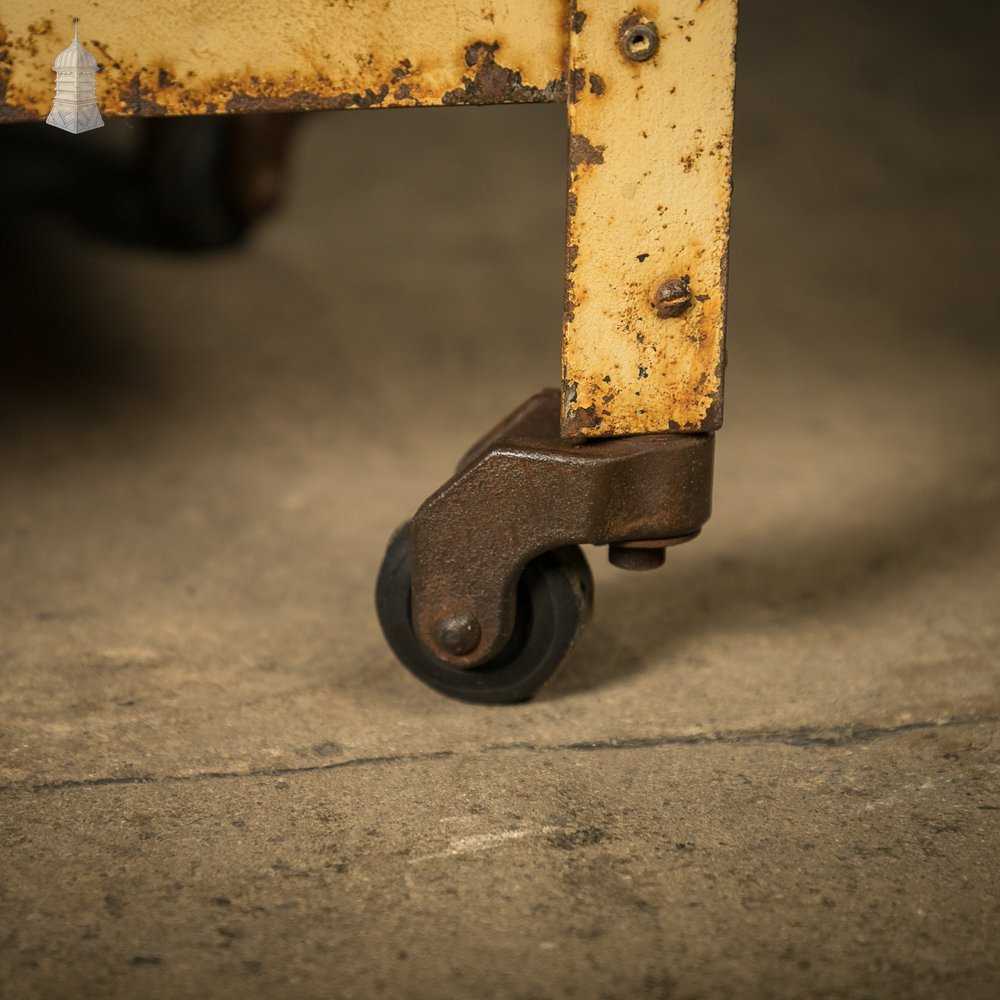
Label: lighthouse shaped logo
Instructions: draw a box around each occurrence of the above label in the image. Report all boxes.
[47,19,104,134]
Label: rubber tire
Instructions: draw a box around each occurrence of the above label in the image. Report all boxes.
[375,524,593,704]
[143,116,248,249]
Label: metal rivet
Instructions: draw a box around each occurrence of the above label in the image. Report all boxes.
[620,22,659,63]
[653,276,692,318]
[434,614,482,656]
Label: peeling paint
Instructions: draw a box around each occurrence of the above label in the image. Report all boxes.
[441,41,565,106]
[563,404,601,436]
[563,242,580,325]
[568,132,605,169]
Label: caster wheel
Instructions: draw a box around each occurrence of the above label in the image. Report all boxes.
[142,116,247,248]
[141,113,295,249]
[375,524,593,704]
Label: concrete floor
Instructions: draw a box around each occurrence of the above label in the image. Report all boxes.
[2,3,998,997]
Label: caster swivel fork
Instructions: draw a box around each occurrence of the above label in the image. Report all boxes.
[376,389,714,703]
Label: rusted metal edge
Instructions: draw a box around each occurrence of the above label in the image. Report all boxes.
[0,21,566,121]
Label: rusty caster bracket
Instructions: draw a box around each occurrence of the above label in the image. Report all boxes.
[408,388,713,669]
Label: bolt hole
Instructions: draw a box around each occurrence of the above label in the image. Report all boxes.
[628,32,650,55]
[621,22,659,63]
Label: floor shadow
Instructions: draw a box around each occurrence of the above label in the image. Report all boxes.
[550,444,1000,699]
[0,213,166,429]
[0,114,296,250]
[1,120,154,244]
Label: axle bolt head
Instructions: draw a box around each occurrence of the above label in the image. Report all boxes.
[434,614,482,657]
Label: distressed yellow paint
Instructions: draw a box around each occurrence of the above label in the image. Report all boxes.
[3,1,736,442]
[562,1,737,437]
[0,1,566,119]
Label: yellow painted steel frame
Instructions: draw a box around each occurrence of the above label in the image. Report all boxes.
[1,1,736,439]
[564,2,736,437]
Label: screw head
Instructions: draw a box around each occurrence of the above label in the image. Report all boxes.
[621,21,659,63]
[653,276,692,318]
[433,614,482,657]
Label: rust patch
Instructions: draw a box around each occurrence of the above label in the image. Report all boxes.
[698,392,722,430]
[588,73,606,96]
[679,288,725,431]
[572,9,588,34]
[29,18,54,51]
[680,147,706,172]
[354,84,390,109]
[563,404,602,438]
[157,68,174,90]
[7,17,54,61]
[699,356,726,431]
[120,74,166,116]
[225,84,390,115]
[0,31,11,109]
[564,243,580,325]
[569,133,605,169]
[620,11,645,33]
[0,19,54,118]
[87,38,115,69]
[441,41,566,106]
[569,66,586,104]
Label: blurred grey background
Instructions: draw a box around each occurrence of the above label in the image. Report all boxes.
[1,2,998,998]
